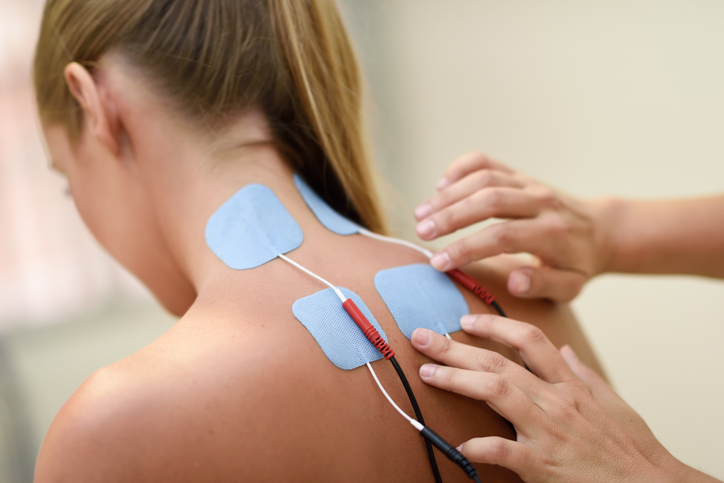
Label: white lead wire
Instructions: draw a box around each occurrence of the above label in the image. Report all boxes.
[366,362,424,431]
[278,252,422,430]
[278,253,346,302]
[358,228,433,259]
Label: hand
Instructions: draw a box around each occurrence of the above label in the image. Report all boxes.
[410,316,714,483]
[414,152,614,301]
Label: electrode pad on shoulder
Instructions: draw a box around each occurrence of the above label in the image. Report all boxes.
[293,287,388,370]
[205,184,303,269]
[374,264,469,338]
[294,174,361,235]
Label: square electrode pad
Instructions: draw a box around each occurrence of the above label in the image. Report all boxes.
[294,174,361,235]
[374,264,469,338]
[205,184,303,269]
[293,287,388,370]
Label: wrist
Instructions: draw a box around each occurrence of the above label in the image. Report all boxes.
[588,195,624,276]
[665,462,721,483]
[650,451,719,483]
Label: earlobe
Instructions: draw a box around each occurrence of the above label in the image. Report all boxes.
[64,62,120,156]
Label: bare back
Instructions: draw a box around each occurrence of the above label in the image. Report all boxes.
[35,223,602,483]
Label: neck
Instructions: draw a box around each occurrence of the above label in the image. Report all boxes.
[145,136,346,315]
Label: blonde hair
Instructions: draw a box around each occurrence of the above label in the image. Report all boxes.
[34,0,387,233]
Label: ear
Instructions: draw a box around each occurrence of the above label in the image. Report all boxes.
[64,62,120,156]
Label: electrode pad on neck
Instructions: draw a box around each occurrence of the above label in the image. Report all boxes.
[294,174,361,235]
[205,184,303,269]
[374,264,468,338]
[293,287,388,370]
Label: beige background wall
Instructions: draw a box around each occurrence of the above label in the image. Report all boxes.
[1,1,722,480]
[346,0,724,477]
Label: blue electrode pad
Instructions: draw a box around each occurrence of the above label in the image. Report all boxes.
[294,174,361,235]
[293,287,388,370]
[374,264,469,338]
[205,184,303,269]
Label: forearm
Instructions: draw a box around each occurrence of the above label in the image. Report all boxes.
[595,195,724,277]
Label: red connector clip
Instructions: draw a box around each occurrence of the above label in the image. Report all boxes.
[446,269,496,305]
[342,299,395,359]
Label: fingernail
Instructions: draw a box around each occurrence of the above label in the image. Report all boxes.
[460,314,476,329]
[416,219,436,239]
[456,444,463,452]
[419,364,437,378]
[510,271,530,294]
[436,177,451,190]
[412,328,432,347]
[414,203,433,220]
[430,252,450,271]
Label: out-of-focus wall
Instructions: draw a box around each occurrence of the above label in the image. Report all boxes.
[350,0,724,477]
[0,0,153,334]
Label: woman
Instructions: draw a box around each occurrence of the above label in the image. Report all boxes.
[33,1,603,481]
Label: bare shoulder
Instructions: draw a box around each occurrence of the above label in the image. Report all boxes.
[33,303,361,482]
[34,361,158,482]
[34,315,280,482]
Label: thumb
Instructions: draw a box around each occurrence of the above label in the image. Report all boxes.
[507,267,586,302]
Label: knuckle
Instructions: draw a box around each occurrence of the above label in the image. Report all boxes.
[460,195,476,210]
[483,374,509,399]
[488,438,509,461]
[568,379,592,397]
[462,151,491,172]
[470,150,489,164]
[492,225,514,250]
[552,393,578,418]
[473,169,495,188]
[435,336,454,357]
[535,186,558,206]
[476,351,507,373]
[451,237,473,262]
[483,188,505,211]
[516,324,546,347]
[546,215,570,240]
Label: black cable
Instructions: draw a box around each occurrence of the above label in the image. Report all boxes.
[490,300,506,318]
[389,356,443,483]
[419,426,481,482]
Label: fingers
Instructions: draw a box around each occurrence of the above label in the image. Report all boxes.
[430,219,550,271]
[412,327,520,375]
[461,315,574,384]
[416,188,541,241]
[412,328,546,428]
[436,152,515,190]
[415,169,524,221]
[418,363,540,428]
[458,437,534,474]
[507,267,586,302]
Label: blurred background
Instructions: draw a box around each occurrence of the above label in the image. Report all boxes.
[1,0,723,481]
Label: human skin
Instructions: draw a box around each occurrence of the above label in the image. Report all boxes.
[414,151,724,302]
[34,58,603,482]
[410,316,722,483]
